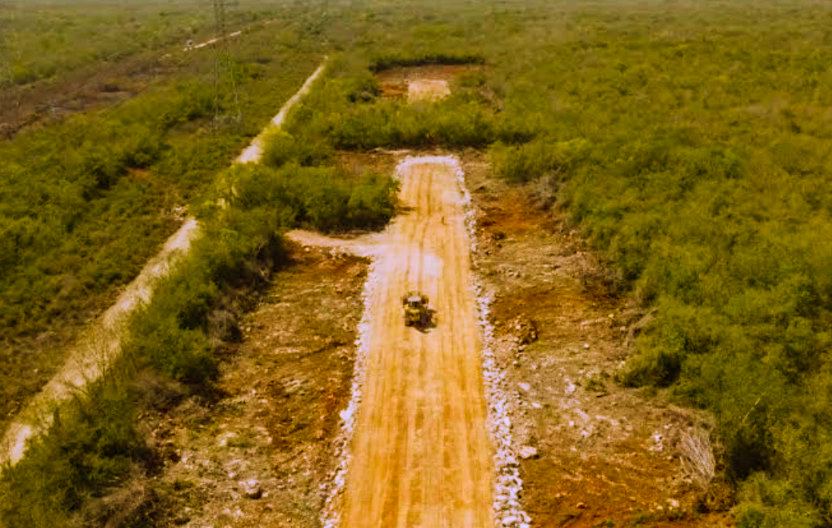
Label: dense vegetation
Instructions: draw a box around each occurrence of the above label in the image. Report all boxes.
[3,0,832,526]
[0,4,326,433]
[478,2,832,525]
[283,1,832,524]
[0,152,397,528]
[0,5,396,515]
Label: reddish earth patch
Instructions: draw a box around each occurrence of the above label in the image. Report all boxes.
[375,64,481,99]
[461,151,735,528]
[139,243,368,527]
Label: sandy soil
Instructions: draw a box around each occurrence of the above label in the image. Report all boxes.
[335,156,492,527]
[376,64,477,101]
[407,79,450,102]
[184,30,242,52]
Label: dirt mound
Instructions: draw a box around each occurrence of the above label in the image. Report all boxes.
[507,315,538,346]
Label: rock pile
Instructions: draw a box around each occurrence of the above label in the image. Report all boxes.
[459,162,532,528]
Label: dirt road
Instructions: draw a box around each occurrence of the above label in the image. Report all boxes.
[342,156,493,527]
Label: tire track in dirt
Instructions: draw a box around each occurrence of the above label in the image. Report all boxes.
[341,156,493,527]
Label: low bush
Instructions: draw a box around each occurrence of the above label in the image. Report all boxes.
[490,137,589,184]
[262,130,333,169]
[0,382,152,527]
[214,162,398,233]
[321,97,498,150]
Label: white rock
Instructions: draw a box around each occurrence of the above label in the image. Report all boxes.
[242,479,262,499]
[518,446,538,460]
[518,382,531,392]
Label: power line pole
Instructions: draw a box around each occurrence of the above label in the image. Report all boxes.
[212,0,242,130]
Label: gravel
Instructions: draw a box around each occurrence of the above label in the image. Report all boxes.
[456,157,532,528]
[320,254,381,528]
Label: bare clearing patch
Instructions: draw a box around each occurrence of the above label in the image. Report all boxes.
[407,79,450,102]
[141,244,368,527]
[285,230,384,259]
[375,64,480,100]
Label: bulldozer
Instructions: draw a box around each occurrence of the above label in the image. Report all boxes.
[402,291,432,329]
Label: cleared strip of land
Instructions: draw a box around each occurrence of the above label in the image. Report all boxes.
[342,156,493,527]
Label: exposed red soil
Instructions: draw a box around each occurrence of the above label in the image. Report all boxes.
[139,244,367,527]
[375,64,481,99]
[462,151,735,528]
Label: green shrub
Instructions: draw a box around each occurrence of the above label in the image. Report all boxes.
[0,382,150,527]
[126,281,218,386]
[618,340,683,387]
[323,97,497,150]
[262,130,333,169]
[736,474,822,528]
[490,137,589,183]
[214,163,398,234]
[347,171,400,229]
[340,72,381,103]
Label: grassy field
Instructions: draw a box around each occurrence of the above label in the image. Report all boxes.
[3,0,832,526]
[0,0,281,87]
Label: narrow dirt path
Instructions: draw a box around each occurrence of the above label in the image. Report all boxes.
[0,59,328,468]
[341,156,493,527]
[0,219,200,465]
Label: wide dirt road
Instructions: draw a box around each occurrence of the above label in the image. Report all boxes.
[343,156,493,528]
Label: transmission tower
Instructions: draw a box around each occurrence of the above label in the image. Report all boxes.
[212,0,242,129]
